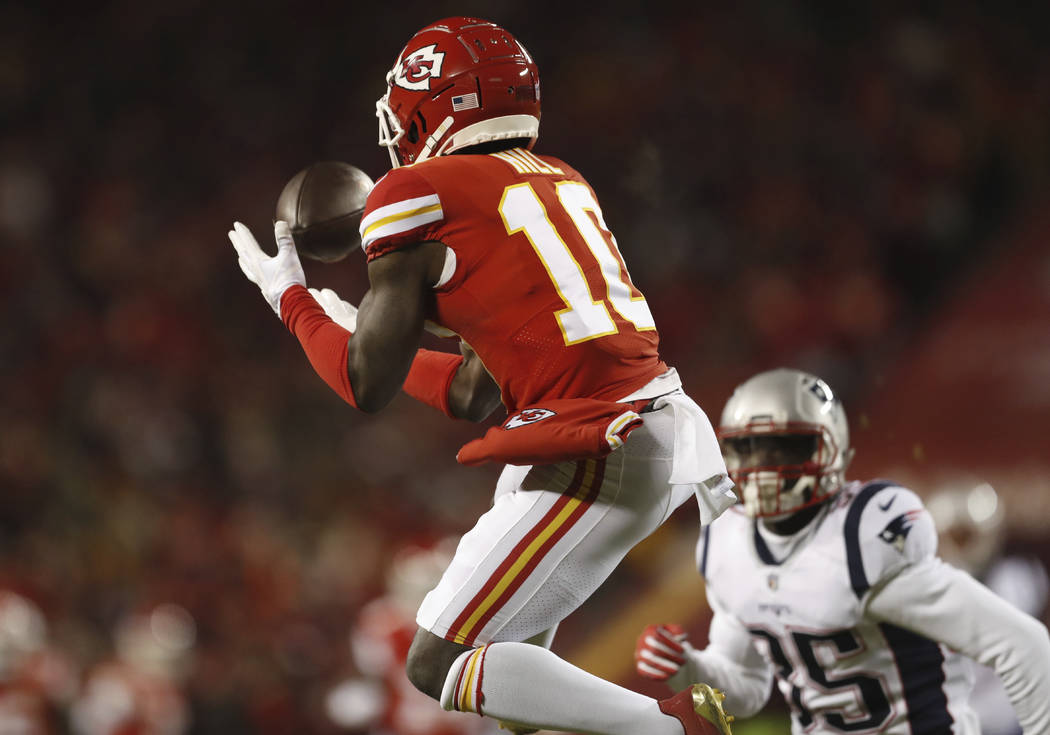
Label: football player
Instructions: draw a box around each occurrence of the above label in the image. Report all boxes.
[229,16,736,735]
[634,368,1050,734]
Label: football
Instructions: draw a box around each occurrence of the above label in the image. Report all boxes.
[275,161,374,263]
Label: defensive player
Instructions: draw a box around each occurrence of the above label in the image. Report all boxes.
[229,16,737,735]
[634,368,1050,734]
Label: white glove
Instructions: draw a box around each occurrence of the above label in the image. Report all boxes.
[308,287,358,332]
[228,220,306,318]
[635,623,692,681]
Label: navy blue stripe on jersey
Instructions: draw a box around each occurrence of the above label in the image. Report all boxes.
[879,623,953,734]
[699,526,711,578]
[752,522,780,565]
[844,480,894,599]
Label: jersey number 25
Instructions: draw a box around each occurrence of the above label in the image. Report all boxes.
[499,182,655,345]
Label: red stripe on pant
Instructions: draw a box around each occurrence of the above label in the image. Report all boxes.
[446,459,606,646]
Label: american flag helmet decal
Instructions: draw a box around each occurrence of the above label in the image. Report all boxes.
[451,92,480,111]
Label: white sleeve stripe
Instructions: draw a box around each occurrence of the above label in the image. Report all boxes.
[360,198,444,251]
[363,200,440,241]
[362,201,442,238]
[360,193,441,234]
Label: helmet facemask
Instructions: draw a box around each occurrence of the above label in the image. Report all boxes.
[721,424,843,519]
[375,76,405,168]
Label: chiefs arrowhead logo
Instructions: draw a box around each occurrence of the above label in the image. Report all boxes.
[393,44,445,91]
[504,408,556,430]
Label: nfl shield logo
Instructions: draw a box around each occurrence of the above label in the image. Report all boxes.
[767,574,779,591]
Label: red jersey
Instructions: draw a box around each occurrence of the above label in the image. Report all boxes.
[360,148,667,412]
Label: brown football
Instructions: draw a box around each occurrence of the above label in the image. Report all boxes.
[275,161,374,263]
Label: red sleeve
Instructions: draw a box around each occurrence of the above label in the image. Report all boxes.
[402,349,464,419]
[280,285,358,408]
[280,285,462,416]
[360,167,445,262]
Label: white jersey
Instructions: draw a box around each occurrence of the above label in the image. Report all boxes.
[697,480,988,734]
[969,556,1049,735]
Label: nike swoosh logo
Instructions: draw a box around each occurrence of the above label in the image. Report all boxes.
[878,495,897,512]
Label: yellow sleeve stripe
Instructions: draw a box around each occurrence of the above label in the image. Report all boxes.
[360,193,443,250]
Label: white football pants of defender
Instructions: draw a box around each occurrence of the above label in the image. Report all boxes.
[417,394,733,650]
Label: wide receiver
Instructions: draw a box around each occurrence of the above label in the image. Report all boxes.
[634,368,1050,734]
[229,17,737,735]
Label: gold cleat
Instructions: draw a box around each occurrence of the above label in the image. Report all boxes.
[690,683,735,734]
[659,682,735,734]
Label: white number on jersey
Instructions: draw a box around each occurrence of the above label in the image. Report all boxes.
[750,627,892,732]
[498,182,655,345]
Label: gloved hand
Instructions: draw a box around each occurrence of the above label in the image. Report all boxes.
[310,284,454,338]
[635,623,691,681]
[309,287,358,332]
[228,220,306,318]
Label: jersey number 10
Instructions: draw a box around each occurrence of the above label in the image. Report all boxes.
[499,182,656,346]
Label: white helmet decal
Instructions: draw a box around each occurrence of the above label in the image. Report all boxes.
[393,44,446,91]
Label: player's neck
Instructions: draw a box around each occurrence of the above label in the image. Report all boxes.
[760,502,825,536]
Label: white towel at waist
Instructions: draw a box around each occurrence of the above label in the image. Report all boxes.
[653,389,738,526]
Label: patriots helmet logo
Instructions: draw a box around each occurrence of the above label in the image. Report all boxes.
[879,509,924,553]
[394,44,446,91]
[505,408,556,430]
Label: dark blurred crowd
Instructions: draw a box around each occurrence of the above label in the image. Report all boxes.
[1,1,1048,732]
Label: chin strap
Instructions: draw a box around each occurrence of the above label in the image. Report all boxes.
[417,115,455,163]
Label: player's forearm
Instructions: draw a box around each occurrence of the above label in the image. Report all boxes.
[670,648,771,718]
[281,285,361,408]
[869,559,1050,734]
[344,289,421,413]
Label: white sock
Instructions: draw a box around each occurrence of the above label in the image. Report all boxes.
[440,641,683,735]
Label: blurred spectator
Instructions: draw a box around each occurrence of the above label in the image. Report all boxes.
[70,604,196,735]
[326,539,489,734]
[0,590,77,734]
[929,481,1050,735]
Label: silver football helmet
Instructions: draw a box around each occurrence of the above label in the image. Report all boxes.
[719,368,854,518]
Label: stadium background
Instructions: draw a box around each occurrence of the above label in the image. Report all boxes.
[2,0,1048,732]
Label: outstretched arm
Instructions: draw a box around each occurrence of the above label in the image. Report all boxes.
[307,286,500,422]
[868,557,1050,734]
[231,221,498,419]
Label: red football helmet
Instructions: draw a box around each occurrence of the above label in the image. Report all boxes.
[376,17,541,168]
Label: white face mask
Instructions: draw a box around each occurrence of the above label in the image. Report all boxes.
[739,471,818,519]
